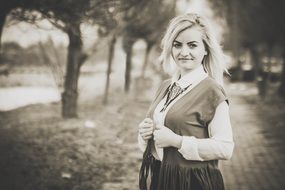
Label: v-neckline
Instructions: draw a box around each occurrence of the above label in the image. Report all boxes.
[154,77,209,121]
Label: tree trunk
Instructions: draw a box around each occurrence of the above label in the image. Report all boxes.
[262,44,273,98]
[278,47,285,98]
[124,41,135,93]
[0,15,5,50]
[249,47,265,97]
[62,24,83,118]
[122,37,135,93]
[103,35,116,104]
[125,46,132,92]
[0,9,9,57]
[230,0,242,80]
[249,47,260,81]
[0,2,19,51]
[141,43,152,78]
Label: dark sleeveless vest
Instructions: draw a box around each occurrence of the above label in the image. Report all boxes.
[143,77,228,190]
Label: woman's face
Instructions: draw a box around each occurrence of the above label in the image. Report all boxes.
[171,26,207,75]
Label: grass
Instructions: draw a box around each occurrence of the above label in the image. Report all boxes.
[0,97,149,190]
[0,75,153,189]
[0,66,58,87]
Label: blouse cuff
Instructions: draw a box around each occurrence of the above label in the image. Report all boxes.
[138,134,147,152]
[178,136,203,161]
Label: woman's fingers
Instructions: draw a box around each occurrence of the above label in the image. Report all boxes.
[139,118,155,140]
[139,128,154,140]
[144,134,153,140]
[139,128,153,136]
[139,119,153,126]
[139,120,154,131]
[141,133,153,140]
[139,123,153,129]
[144,118,153,124]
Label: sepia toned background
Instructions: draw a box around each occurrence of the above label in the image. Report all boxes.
[0,0,285,189]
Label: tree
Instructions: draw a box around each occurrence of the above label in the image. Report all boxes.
[0,0,22,54]
[8,0,124,117]
[103,35,116,104]
[140,1,176,78]
[210,0,285,97]
[121,0,176,92]
[37,0,90,118]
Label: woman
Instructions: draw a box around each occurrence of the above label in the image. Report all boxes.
[138,13,234,190]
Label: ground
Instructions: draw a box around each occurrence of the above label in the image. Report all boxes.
[0,69,285,190]
[0,91,144,190]
[221,82,285,190]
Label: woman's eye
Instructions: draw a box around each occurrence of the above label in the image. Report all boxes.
[189,43,197,48]
[173,43,181,48]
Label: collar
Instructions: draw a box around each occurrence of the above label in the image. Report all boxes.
[172,65,208,89]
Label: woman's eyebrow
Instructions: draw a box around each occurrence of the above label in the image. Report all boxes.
[173,40,198,43]
[188,41,198,43]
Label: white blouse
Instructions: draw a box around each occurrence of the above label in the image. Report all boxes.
[138,65,234,161]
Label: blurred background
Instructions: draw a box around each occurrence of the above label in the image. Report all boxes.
[0,0,285,189]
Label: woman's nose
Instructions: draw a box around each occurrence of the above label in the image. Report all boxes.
[180,46,190,56]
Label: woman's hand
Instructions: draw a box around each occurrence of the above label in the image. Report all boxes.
[138,118,155,141]
[153,125,182,148]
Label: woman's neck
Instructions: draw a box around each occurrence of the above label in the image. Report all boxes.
[180,69,193,77]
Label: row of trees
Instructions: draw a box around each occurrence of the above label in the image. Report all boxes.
[210,0,285,97]
[0,0,176,118]
[103,0,175,103]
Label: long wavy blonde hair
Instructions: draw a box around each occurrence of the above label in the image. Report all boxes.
[159,13,227,86]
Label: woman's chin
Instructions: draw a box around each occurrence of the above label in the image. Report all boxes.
[177,60,191,66]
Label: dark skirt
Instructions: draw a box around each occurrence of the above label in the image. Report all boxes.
[156,162,225,190]
[141,144,225,190]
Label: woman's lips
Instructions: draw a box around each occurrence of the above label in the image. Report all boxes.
[178,58,193,60]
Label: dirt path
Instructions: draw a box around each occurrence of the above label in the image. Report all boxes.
[220,83,285,190]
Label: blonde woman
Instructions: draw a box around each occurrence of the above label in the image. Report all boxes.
[138,13,234,190]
